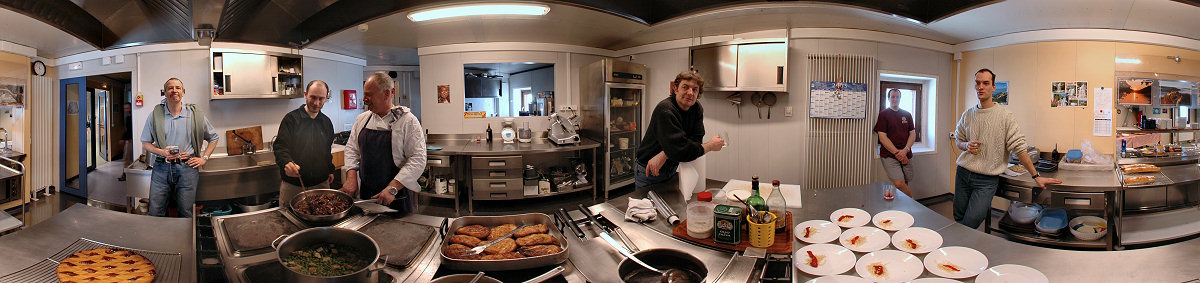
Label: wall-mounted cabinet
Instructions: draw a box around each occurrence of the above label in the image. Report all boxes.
[689,39,787,92]
[211,51,302,100]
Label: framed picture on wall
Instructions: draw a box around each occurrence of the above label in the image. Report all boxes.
[1157,79,1196,108]
[0,77,25,107]
[1117,77,1154,105]
[993,81,1009,105]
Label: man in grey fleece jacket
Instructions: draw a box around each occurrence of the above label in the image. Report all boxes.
[953,69,1061,229]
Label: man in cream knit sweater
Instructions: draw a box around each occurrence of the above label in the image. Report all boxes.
[953,69,1061,229]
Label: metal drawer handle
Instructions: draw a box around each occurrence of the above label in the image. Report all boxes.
[1064,198,1091,206]
[491,193,507,198]
[489,171,505,177]
[1002,190,1022,199]
[429,159,443,165]
[489,161,506,167]
[490,182,506,188]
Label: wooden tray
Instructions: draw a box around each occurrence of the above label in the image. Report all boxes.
[672,211,793,254]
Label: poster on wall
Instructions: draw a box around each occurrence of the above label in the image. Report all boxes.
[1117,78,1153,105]
[0,77,26,107]
[437,85,451,103]
[993,81,1009,105]
[1051,81,1088,107]
[1094,87,1113,136]
[1157,80,1196,108]
[809,80,867,119]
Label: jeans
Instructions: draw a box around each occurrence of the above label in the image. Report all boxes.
[150,161,200,218]
[953,166,1000,229]
[634,162,677,188]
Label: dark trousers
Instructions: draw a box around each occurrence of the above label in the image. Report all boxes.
[953,166,1000,229]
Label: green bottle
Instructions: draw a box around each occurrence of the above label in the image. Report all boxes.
[747,176,768,218]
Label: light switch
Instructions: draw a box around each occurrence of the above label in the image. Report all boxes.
[785,106,793,117]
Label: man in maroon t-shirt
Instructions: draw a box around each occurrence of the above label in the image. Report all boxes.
[874,89,916,197]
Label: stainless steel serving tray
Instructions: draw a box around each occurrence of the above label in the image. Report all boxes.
[439,213,569,271]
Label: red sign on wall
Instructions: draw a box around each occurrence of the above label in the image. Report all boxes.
[343,90,357,109]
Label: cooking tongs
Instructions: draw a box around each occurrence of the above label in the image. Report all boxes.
[726,92,744,118]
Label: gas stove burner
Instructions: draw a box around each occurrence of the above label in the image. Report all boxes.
[240,260,393,283]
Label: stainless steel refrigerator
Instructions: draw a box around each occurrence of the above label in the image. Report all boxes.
[580,59,647,197]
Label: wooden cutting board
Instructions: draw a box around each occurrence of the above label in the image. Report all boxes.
[225,126,263,155]
[672,211,793,254]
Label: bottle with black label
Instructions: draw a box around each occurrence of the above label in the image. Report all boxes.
[486,123,494,142]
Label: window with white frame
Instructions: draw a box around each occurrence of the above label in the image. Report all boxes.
[879,72,938,155]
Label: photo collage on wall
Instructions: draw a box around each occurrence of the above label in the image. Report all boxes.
[1051,81,1088,107]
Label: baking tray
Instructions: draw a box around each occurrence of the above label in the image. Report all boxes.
[439,213,569,271]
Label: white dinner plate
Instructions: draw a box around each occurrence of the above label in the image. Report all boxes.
[924,246,988,279]
[804,274,872,283]
[871,210,914,231]
[796,220,842,244]
[831,208,871,228]
[839,226,890,252]
[975,264,1049,283]
[910,278,962,283]
[891,227,943,254]
[854,250,922,283]
[795,244,857,276]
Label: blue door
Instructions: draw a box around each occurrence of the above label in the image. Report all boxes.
[60,77,87,198]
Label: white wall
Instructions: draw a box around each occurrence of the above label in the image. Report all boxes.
[418,50,604,134]
[627,36,955,198]
[131,50,365,158]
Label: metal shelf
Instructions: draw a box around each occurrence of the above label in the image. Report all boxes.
[990,220,1109,249]
[1116,127,1200,134]
[415,191,456,200]
[522,185,594,199]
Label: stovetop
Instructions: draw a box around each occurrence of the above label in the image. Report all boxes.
[203,206,375,283]
[239,260,394,283]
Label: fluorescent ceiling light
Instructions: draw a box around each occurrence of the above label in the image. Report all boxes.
[1115,57,1141,64]
[408,3,549,22]
[890,14,923,25]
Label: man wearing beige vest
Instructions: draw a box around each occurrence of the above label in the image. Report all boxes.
[141,78,219,218]
[953,69,1061,229]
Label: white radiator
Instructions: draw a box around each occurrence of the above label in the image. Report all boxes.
[30,75,54,196]
[805,54,879,189]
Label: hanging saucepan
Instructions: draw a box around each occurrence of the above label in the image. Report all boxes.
[271,227,387,283]
[751,92,764,119]
[762,92,777,119]
[618,249,707,283]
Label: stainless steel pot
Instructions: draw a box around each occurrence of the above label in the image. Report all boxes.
[289,189,354,222]
[617,249,707,283]
[271,227,385,283]
[429,274,503,283]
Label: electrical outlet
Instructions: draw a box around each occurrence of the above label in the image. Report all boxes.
[785,106,793,117]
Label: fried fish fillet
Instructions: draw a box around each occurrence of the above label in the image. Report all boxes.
[456,224,490,239]
[442,244,480,260]
[515,233,558,246]
[483,238,517,255]
[512,224,548,238]
[449,235,482,247]
[518,244,563,257]
[488,224,518,241]
[480,252,525,260]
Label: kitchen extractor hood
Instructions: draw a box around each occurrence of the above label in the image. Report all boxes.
[689,38,787,92]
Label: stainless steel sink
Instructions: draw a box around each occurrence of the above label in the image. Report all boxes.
[196,151,281,201]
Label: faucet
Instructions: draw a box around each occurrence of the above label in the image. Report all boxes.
[232,131,256,154]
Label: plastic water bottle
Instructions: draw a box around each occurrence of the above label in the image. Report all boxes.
[686,191,715,239]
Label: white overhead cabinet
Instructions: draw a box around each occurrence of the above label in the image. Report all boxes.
[211,52,303,99]
[690,39,787,92]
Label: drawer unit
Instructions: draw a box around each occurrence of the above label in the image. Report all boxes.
[427,155,452,168]
[472,169,523,179]
[996,184,1034,203]
[1124,186,1167,211]
[1050,191,1106,211]
[472,178,522,200]
[471,156,522,170]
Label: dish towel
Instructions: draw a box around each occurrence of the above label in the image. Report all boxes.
[625,197,656,223]
[678,155,707,200]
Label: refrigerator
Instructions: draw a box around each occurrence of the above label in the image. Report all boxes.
[580,59,648,196]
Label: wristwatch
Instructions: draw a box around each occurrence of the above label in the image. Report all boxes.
[387,186,399,196]
[1031,173,1041,180]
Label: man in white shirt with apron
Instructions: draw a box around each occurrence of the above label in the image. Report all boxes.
[342,72,426,213]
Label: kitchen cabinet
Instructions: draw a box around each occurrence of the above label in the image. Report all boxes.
[689,39,787,92]
[211,52,302,99]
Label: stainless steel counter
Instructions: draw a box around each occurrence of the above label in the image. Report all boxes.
[1000,168,1121,193]
[0,204,195,281]
[1159,163,1200,185]
[607,179,1200,282]
[427,138,600,156]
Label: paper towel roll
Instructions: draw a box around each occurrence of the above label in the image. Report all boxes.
[678,155,707,200]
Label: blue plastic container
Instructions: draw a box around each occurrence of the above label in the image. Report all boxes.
[1064,149,1083,163]
[1036,208,1068,234]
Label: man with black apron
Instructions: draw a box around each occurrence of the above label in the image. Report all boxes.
[342,72,427,214]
